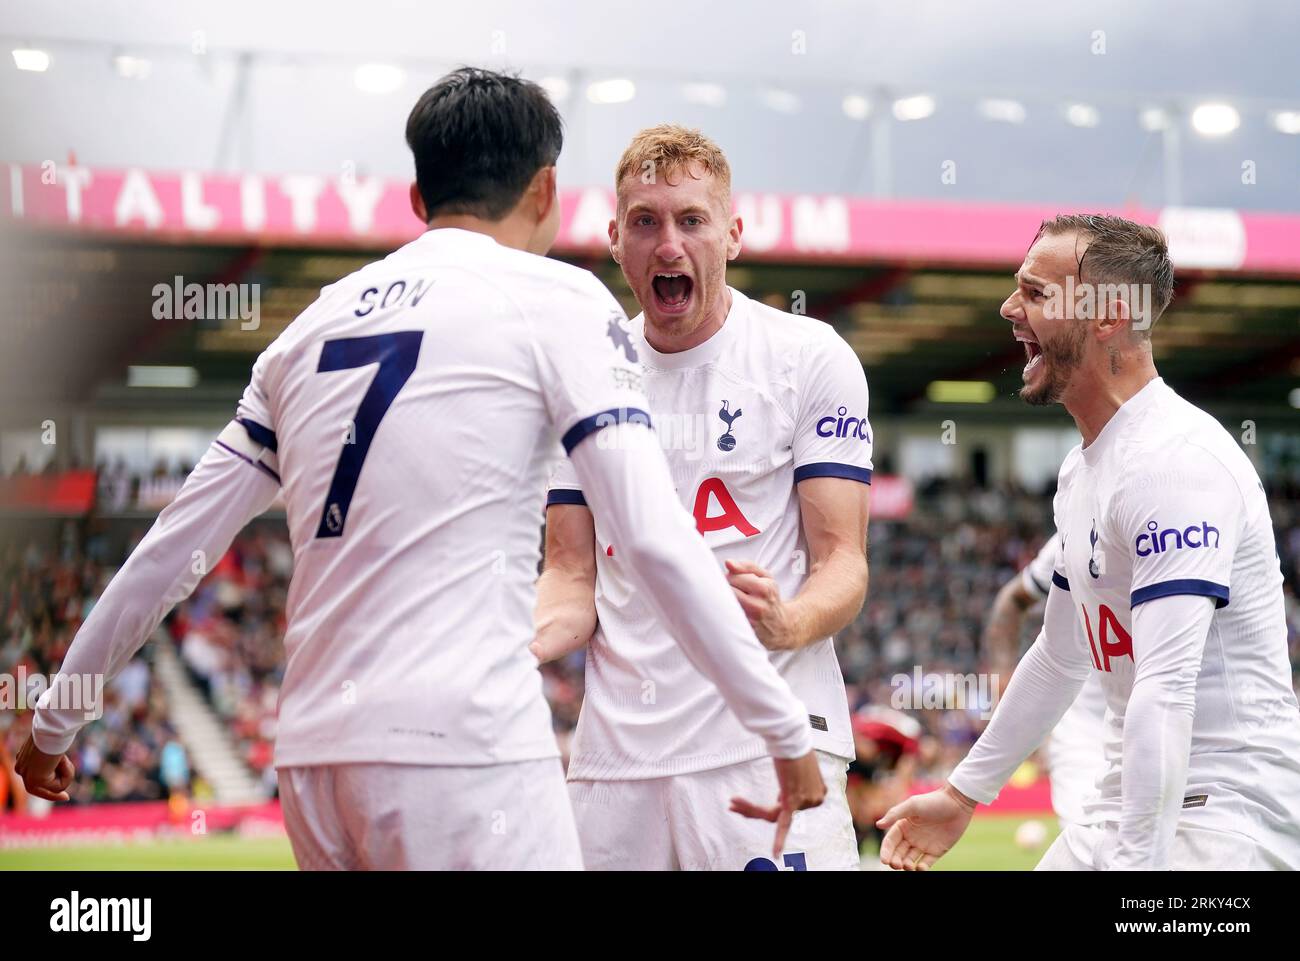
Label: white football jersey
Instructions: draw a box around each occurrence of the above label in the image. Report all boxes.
[1022,537,1107,737]
[1052,377,1300,859]
[237,227,647,768]
[1022,534,1107,825]
[550,288,872,779]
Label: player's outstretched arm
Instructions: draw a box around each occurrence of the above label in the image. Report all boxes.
[533,280,823,852]
[532,504,598,663]
[17,422,279,798]
[876,782,978,871]
[569,420,823,854]
[891,584,1088,868]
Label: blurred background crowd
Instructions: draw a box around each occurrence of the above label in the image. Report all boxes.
[6,473,1297,813]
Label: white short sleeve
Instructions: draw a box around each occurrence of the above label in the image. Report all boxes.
[547,455,584,507]
[1050,452,1082,590]
[235,348,279,453]
[1114,441,1240,609]
[1021,534,1059,600]
[791,330,873,485]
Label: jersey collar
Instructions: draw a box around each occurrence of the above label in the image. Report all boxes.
[1081,375,1167,466]
[633,286,745,370]
[409,226,502,249]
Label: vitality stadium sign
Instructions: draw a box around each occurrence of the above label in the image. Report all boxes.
[4,163,1297,274]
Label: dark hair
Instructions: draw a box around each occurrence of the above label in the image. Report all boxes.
[405,67,563,221]
[1034,214,1175,334]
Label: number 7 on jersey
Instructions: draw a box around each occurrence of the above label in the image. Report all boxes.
[315,331,423,539]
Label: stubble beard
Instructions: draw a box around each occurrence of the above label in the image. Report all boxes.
[1020,321,1087,407]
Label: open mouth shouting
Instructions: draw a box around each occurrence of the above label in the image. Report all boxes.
[1015,327,1043,380]
[651,272,694,315]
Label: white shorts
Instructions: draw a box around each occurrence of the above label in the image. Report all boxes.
[277,759,582,870]
[1035,821,1292,871]
[568,751,858,871]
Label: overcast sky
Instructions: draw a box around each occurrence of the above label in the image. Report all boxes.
[2,0,1298,210]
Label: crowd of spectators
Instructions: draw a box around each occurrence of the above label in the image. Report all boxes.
[167,526,289,798]
[4,480,1299,808]
[95,458,193,513]
[0,535,192,810]
[542,479,1300,781]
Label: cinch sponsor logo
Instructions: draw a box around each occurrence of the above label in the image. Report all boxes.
[815,406,871,441]
[1135,520,1220,557]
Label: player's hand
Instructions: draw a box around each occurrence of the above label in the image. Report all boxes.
[725,560,798,651]
[13,735,75,803]
[729,751,826,858]
[533,634,585,665]
[528,632,587,664]
[875,782,976,871]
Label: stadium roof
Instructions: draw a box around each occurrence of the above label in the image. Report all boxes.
[2,0,1296,422]
[5,224,1296,423]
[2,0,1300,211]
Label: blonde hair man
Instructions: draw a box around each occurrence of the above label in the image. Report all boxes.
[535,125,874,870]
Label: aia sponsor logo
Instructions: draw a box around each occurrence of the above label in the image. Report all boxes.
[693,477,759,536]
[1134,520,1220,557]
[1082,604,1132,672]
[816,406,870,441]
[603,478,760,558]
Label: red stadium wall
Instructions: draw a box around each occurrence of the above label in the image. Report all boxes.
[0,800,285,848]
